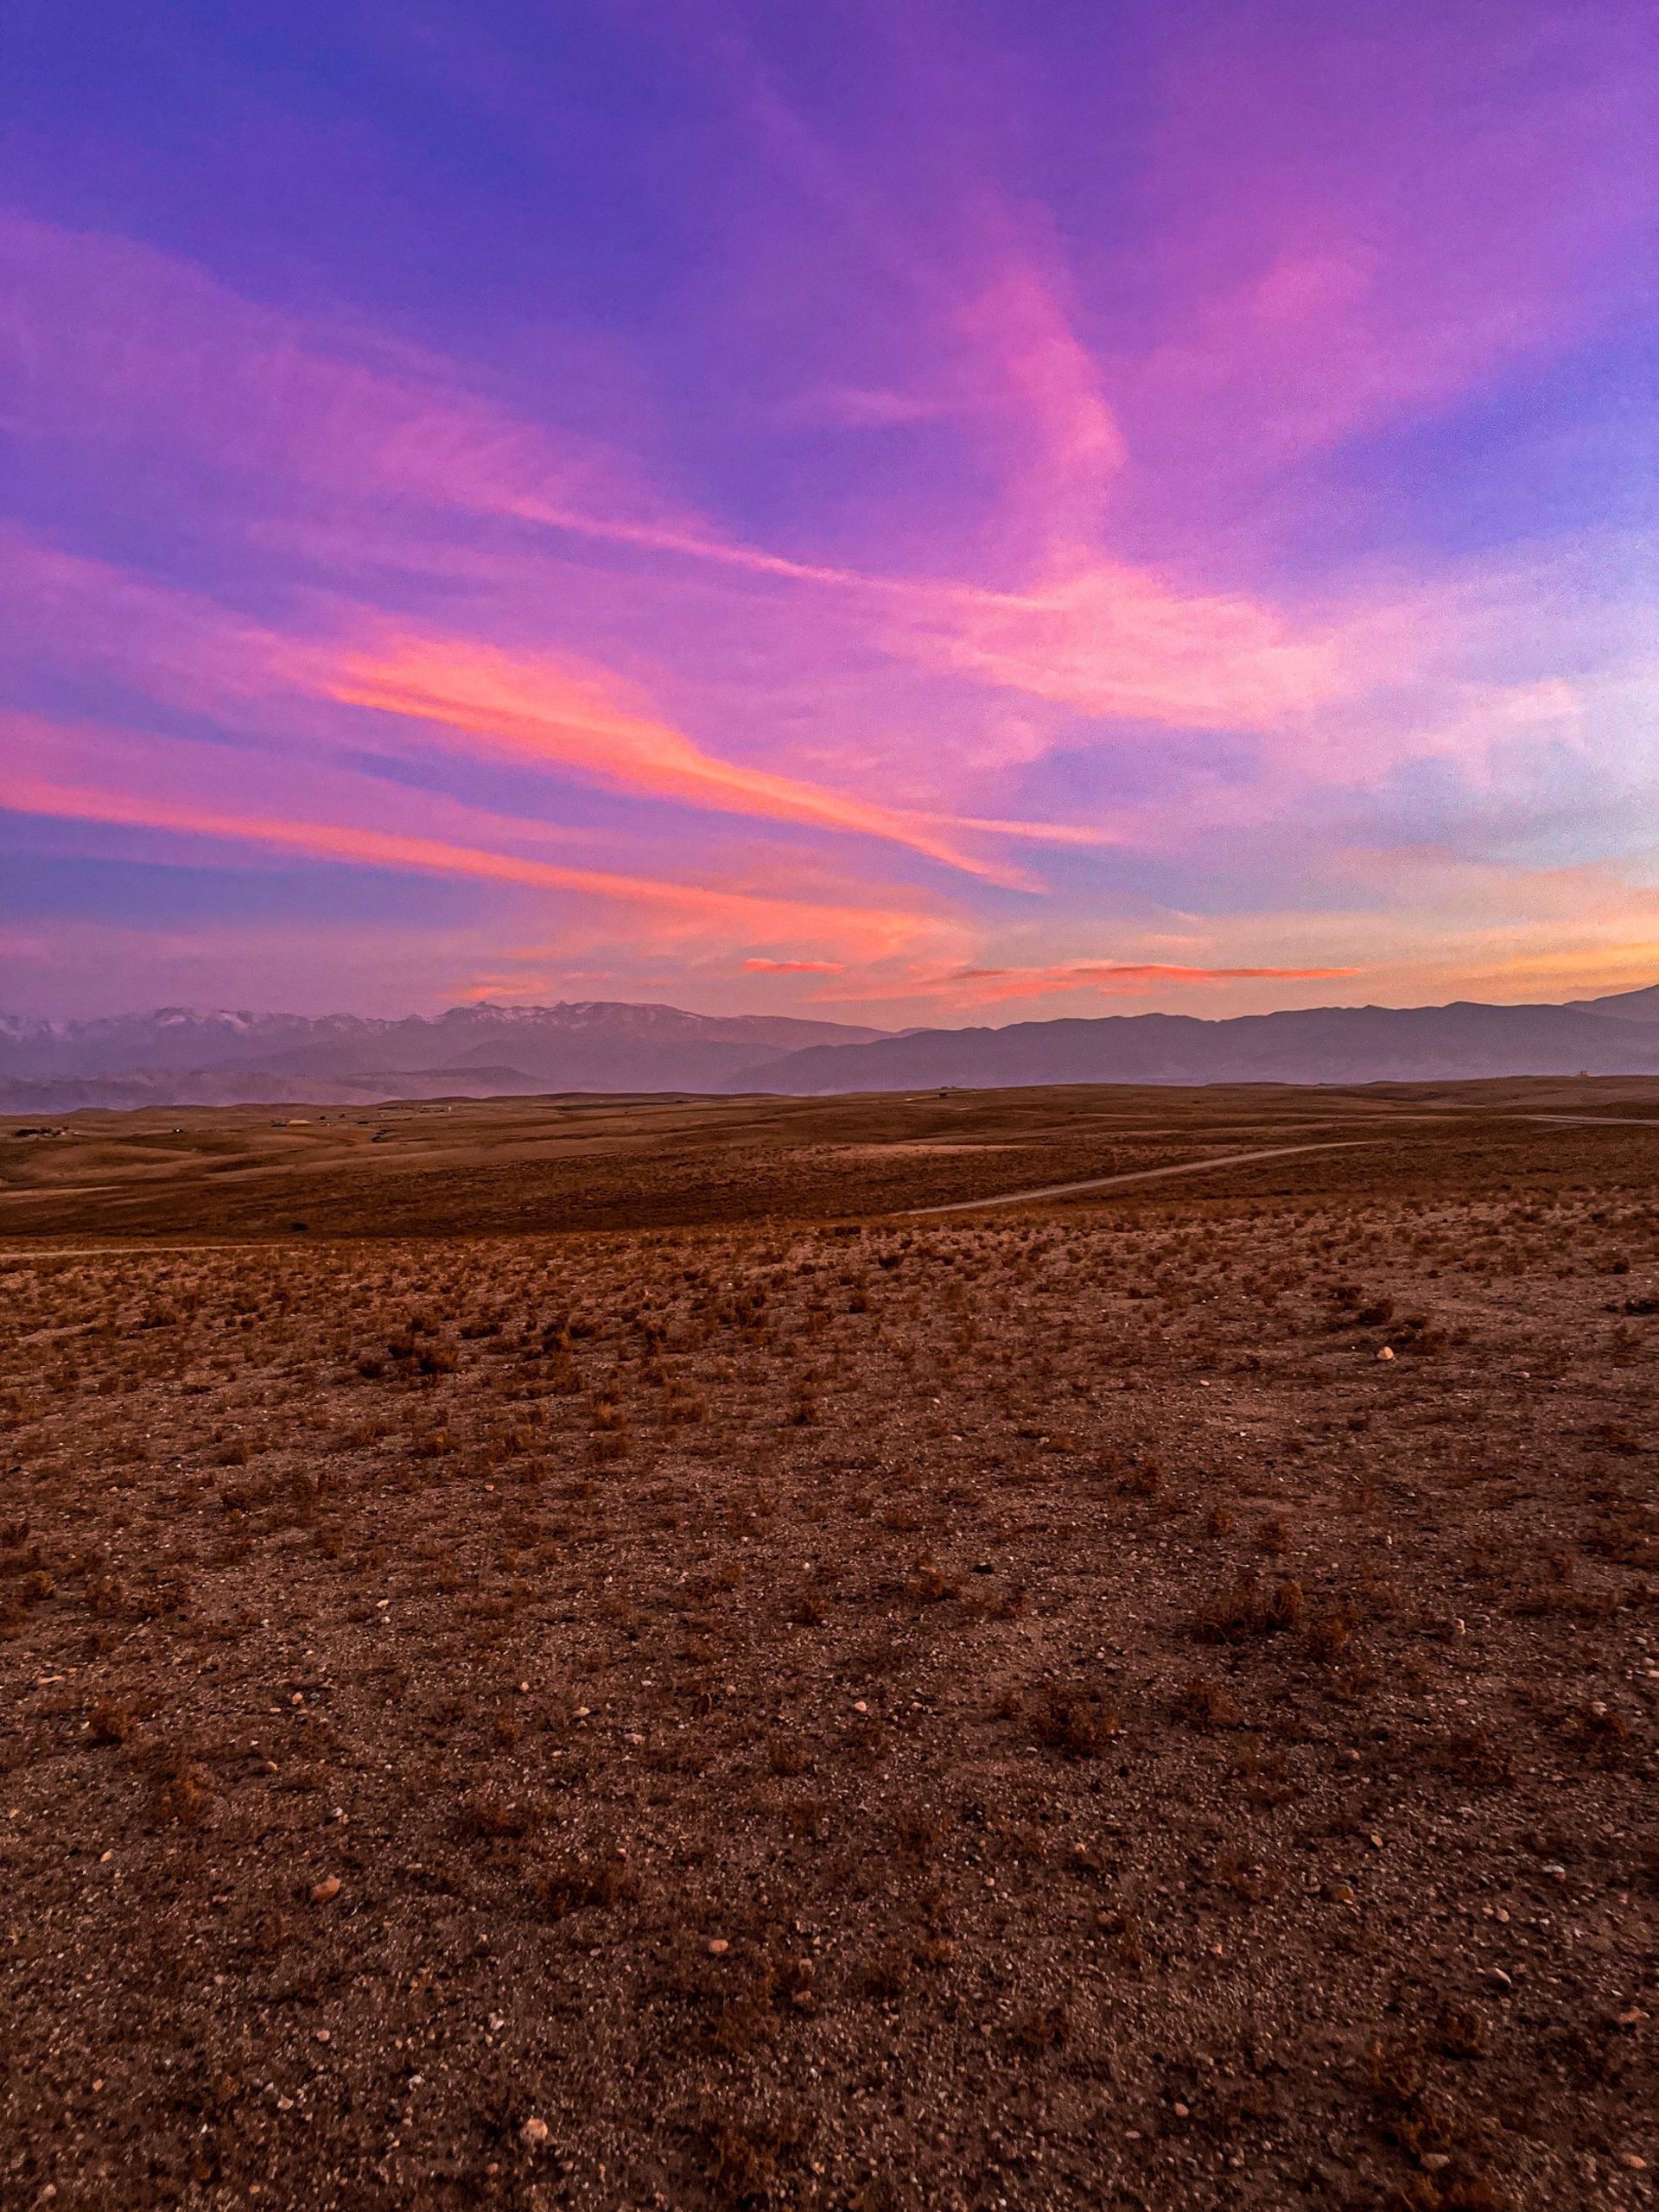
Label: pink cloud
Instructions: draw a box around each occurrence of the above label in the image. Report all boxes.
[3,63,1649,1040]
[0,211,677,537]
[0,216,1357,758]
[1104,4,1654,503]
[0,721,939,964]
[903,560,1344,727]
[817,959,1358,1007]
[328,636,1041,883]
[0,216,1371,787]
[950,251,1127,564]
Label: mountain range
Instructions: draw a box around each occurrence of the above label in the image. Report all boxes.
[0,1003,886,1110]
[2,984,1658,1112]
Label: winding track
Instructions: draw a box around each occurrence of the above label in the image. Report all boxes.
[906,1137,1382,1217]
[907,1109,1659,1218]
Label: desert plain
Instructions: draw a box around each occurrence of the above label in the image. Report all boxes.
[1,1077,1656,2210]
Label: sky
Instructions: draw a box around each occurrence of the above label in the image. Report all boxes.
[2,0,1656,1027]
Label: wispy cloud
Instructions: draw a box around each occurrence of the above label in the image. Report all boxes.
[817,960,1359,1008]
[329,636,1046,884]
[0,737,938,963]
[1,0,1650,1018]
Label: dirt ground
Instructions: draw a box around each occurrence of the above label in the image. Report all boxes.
[1,1080,1656,2210]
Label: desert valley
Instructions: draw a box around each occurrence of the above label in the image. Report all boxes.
[2,1077,1655,2209]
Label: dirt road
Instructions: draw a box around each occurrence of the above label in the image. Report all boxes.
[906,1137,1380,1216]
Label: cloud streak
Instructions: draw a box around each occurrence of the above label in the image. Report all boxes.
[0,0,1651,1018]
[330,637,1058,884]
[0,747,936,962]
[817,961,1360,1008]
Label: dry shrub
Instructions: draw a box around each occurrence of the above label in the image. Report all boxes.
[456,1792,541,1844]
[1229,1738,1303,1808]
[861,1947,912,2004]
[146,1745,213,1828]
[1429,1729,1515,1790]
[1208,1851,1263,1904]
[234,1903,290,1959]
[906,1556,960,1603]
[1013,1680,1122,1759]
[531,1847,639,1918]
[767,1733,810,1777]
[780,1798,829,1840]
[1367,2032,1427,2113]
[1434,2001,1490,2059]
[1304,1600,1361,1662]
[1572,1701,1630,1767]
[1194,1573,1305,1643]
[1012,2002,1070,2052]
[892,1800,944,1862]
[1176,1675,1243,1729]
[691,2107,802,2205]
[87,1699,139,1745]
[1415,2177,1505,2212]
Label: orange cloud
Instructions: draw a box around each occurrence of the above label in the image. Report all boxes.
[0,767,928,958]
[743,957,846,975]
[329,637,1050,884]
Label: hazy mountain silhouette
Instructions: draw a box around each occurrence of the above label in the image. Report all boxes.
[3,988,1658,1112]
[1573,981,1659,1023]
[0,1002,887,1110]
[736,995,1659,1093]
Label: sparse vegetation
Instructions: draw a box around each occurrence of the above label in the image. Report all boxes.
[0,1081,1655,2208]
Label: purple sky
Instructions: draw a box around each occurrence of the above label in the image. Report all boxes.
[2,0,1655,1023]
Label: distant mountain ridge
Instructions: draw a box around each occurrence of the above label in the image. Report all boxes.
[2,987,1658,1111]
[0,1001,889,1109]
[1569,981,1659,1022]
[736,990,1659,1094]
